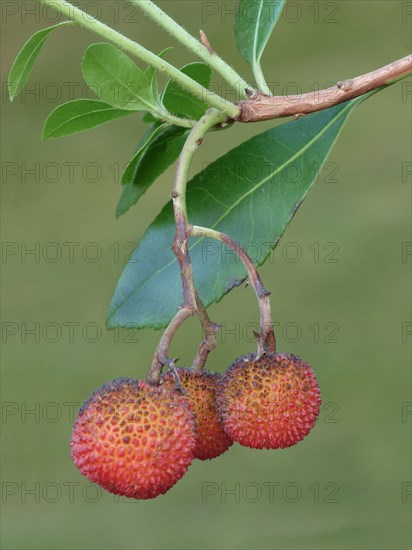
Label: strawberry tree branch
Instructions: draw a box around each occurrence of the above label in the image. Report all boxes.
[190,225,276,358]
[37,1,411,126]
[34,1,410,381]
[237,55,412,122]
[39,0,240,120]
[134,0,251,99]
[147,109,227,385]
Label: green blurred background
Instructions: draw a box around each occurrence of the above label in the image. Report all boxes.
[1,1,411,548]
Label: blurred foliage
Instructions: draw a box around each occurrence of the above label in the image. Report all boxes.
[1,1,411,549]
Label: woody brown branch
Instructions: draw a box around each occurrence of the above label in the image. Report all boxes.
[237,54,412,122]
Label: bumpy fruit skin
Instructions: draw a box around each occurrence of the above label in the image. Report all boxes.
[217,353,321,449]
[162,369,232,460]
[71,378,196,500]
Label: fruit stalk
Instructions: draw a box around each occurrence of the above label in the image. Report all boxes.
[192,292,221,372]
[147,109,227,385]
[190,225,276,357]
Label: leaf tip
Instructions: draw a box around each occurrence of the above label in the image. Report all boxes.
[41,127,49,141]
[7,81,18,102]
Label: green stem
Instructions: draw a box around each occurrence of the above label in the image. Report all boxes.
[39,0,240,119]
[171,108,227,310]
[147,109,226,384]
[156,113,195,128]
[135,0,251,99]
[173,110,228,230]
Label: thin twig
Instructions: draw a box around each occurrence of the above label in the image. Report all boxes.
[237,55,412,122]
[147,110,227,385]
[190,225,276,358]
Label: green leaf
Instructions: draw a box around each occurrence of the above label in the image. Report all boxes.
[8,22,71,101]
[145,47,173,97]
[162,62,212,120]
[121,124,167,184]
[42,99,133,140]
[82,43,158,111]
[235,0,286,67]
[142,112,158,124]
[108,95,375,329]
[116,124,188,217]
[121,124,165,185]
